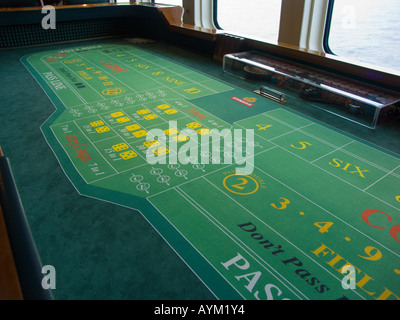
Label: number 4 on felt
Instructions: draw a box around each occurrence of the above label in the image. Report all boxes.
[256,124,272,131]
[314,222,334,233]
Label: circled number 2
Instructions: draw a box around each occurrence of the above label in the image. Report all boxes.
[232,178,248,190]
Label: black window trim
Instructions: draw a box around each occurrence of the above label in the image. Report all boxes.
[323,0,335,55]
[213,0,222,30]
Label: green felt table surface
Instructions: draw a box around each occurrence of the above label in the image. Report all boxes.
[1,37,400,300]
[0,38,218,300]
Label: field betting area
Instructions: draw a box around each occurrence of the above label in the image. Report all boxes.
[23,43,400,300]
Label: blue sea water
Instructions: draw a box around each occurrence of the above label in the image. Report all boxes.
[130,0,400,72]
[329,0,400,72]
[218,0,400,72]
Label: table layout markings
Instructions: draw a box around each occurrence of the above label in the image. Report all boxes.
[339,143,400,173]
[95,113,149,163]
[173,185,309,300]
[263,110,353,149]
[201,175,366,300]
[145,145,278,200]
[146,196,243,300]
[310,141,355,164]
[24,43,400,300]
[78,50,141,94]
[112,47,226,97]
[267,123,315,142]
[73,119,119,174]
[236,110,400,213]
[40,57,89,106]
[116,47,222,94]
[58,53,109,101]
[253,163,400,259]
[119,47,194,78]
[100,49,192,101]
[88,161,151,185]
[363,164,400,192]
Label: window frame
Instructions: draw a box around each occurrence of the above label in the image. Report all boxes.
[213,0,330,53]
[322,0,335,55]
[213,0,221,29]
[168,0,399,89]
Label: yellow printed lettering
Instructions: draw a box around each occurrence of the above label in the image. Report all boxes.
[184,87,201,94]
[270,198,290,210]
[329,158,343,168]
[291,141,312,150]
[312,243,397,300]
[314,222,334,234]
[376,288,400,300]
[232,178,248,190]
[328,158,369,178]
[358,246,382,261]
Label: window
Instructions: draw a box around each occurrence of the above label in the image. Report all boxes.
[327,0,400,72]
[157,0,182,5]
[216,0,282,42]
